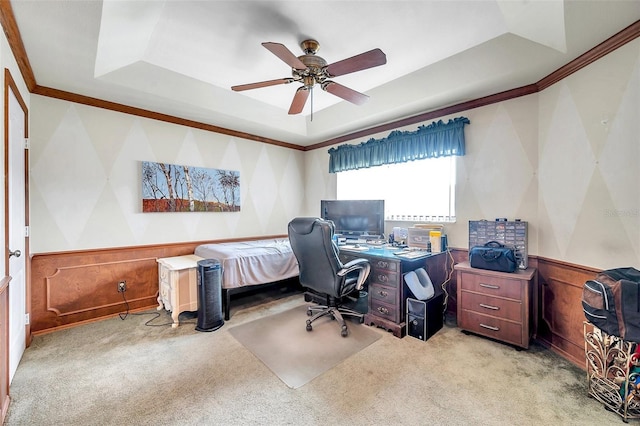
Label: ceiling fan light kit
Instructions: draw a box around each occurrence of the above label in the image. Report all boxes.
[231,39,386,115]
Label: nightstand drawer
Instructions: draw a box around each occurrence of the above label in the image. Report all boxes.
[459,291,523,323]
[369,284,397,305]
[159,281,172,311]
[159,265,170,286]
[459,310,523,346]
[459,271,523,300]
[370,299,398,323]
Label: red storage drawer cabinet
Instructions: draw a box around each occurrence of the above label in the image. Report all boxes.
[455,261,536,349]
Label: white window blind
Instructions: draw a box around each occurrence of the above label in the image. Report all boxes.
[336,157,456,222]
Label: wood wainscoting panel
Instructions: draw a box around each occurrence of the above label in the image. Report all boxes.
[45,257,158,316]
[536,258,599,368]
[30,236,287,334]
[31,245,193,333]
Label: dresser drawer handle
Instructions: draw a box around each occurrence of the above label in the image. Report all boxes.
[377,306,390,315]
[479,283,500,290]
[378,290,388,297]
[378,275,389,283]
[479,303,499,311]
[377,261,389,269]
[480,323,500,331]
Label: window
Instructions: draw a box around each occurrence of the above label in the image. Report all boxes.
[336,157,456,222]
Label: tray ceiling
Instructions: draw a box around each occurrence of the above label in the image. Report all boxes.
[9,0,640,146]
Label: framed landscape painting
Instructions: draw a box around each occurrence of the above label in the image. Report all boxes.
[142,161,240,213]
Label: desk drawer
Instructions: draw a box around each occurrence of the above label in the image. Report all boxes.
[371,269,399,287]
[459,272,523,300]
[459,310,523,347]
[371,259,399,273]
[369,284,397,305]
[370,299,398,323]
[459,291,522,323]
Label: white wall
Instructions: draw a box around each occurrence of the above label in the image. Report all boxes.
[28,97,306,253]
[537,39,639,269]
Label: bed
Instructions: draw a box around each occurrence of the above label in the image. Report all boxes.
[194,238,300,319]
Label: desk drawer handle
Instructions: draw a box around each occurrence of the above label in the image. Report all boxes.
[378,290,389,297]
[377,306,390,315]
[479,283,500,290]
[378,275,389,283]
[480,323,500,331]
[479,303,499,311]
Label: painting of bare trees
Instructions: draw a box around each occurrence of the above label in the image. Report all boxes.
[142,161,240,213]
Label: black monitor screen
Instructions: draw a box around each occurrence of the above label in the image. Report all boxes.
[320,199,385,238]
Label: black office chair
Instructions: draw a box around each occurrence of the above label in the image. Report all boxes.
[288,217,371,337]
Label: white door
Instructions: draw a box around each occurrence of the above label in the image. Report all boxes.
[7,83,27,382]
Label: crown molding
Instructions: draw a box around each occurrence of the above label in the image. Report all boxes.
[0,0,35,91]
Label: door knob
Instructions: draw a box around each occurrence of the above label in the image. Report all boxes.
[9,249,21,258]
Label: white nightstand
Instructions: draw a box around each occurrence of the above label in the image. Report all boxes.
[157,254,204,328]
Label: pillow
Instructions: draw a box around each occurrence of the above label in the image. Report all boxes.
[404,268,435,300]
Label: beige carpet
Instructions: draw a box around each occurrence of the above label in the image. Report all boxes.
[229,305,381,388]
[5,292,625,425]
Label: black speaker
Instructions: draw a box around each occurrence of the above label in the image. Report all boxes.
[196,259,224,332]
[406,293,444,341]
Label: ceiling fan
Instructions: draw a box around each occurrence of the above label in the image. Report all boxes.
[231,39,387,115]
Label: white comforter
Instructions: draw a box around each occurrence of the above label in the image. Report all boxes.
[194,238,299,289]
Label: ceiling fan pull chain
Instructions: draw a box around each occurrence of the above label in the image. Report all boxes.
[311,87,314,121]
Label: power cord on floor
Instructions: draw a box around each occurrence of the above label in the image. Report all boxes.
[441,249,455,308]
[117,289,197,327]
[441,249,455,325]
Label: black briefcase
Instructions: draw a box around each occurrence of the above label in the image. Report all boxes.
[469,241,517,273]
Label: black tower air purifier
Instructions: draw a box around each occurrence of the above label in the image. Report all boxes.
[195,259,224,332]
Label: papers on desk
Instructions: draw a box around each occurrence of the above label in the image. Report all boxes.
[341,244,369,251]
[393,250,430,259]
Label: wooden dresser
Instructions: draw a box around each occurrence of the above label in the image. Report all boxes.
[455,261,536,349]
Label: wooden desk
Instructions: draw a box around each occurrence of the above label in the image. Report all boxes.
[339,245,447,337]
[157,254,203,328]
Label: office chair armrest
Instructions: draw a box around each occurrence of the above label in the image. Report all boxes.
[338,258,371,290]
[340,258,369,272]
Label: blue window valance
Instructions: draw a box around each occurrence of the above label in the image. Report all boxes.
[328,116,470,173]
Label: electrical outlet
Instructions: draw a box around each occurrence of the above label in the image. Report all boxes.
[117,281,127,293]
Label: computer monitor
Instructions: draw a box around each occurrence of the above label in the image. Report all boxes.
[320,199,385,239]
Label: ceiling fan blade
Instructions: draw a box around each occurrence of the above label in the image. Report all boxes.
[262,42,307,70]
[326,48,386,77]
[288,87,310,114]
[231,78,293,92]
[322,81,369,105]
